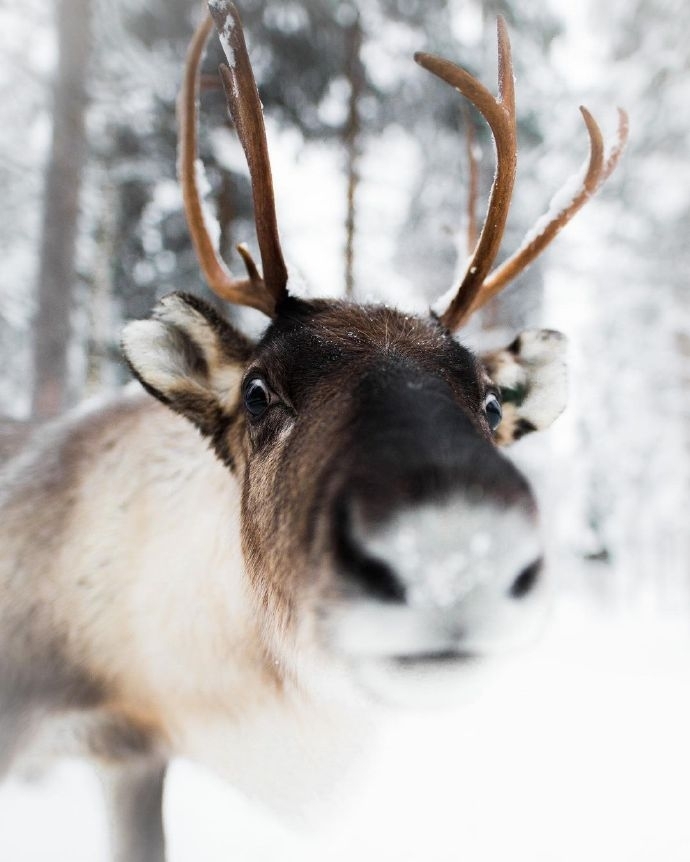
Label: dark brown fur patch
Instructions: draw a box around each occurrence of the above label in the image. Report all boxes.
[87,712,164,763]
[163,323,209,379]
[513,417,537,440]
[169,292,254,363]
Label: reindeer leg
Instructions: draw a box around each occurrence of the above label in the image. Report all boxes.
[0,707,29,777]
[0,691,41,778]
[100,760,168,862]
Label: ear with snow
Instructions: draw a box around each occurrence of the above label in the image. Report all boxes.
[122,292,253,440]
[481,329,568,446]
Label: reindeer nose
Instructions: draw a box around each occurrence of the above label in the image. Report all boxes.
[330,487,546,661]
[335,490,542,606]
[332,457,541,613]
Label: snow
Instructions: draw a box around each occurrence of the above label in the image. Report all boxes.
[1,597,689,861]
[209,0,237,70]
[513,160,588,253]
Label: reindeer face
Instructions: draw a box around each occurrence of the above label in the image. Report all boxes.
[123,292,567,702]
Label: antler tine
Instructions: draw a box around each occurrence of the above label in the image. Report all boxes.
[415,16,517,331]
[179,12,275,316]
[210,0,289,306]
[471,106,629,312]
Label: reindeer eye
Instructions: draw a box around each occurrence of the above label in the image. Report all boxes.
[244,377,270,418]
[484,393,502,430]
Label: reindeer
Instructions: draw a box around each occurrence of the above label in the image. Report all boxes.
[0,3,627,860]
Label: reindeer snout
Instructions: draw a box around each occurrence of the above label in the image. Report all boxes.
[322,364,547,677]
[328,486,546,664]
[336,492,543,609]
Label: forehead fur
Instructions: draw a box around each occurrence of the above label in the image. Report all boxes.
[272,298,448,351]
[254,298,483,402]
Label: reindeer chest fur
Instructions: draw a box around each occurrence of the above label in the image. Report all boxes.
[1,388,372,814]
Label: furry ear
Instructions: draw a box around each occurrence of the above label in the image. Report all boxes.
[122,292,253,439]
[481,329,568,446]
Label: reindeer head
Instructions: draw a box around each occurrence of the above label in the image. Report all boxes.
[123,3,626,702]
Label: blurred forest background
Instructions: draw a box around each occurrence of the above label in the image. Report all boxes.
[0,0,688,610]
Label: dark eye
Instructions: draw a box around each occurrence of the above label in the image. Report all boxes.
[244,377,270,418]
[484,393,502,431]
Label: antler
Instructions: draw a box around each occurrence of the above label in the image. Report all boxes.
[470,107,629,314]
[416,18,628,331]
[178,3,288,317]
[415,17,516,332]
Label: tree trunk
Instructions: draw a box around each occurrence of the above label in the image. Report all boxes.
[32,0,92,419]
[343,12,364,299]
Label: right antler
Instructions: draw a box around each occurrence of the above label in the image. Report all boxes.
[416,18,628,331]
[415,16,517,332]
[179,2,288,317]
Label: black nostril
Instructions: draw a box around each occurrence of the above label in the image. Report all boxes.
[333,497,406,602]
[509,558,543,599]
[348,554,405,602]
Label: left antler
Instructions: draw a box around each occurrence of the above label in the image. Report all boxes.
[210,1,288,306]
[416,18,628,331]
[178,2,288,317]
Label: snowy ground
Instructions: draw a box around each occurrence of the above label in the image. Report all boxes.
[1,596,689,862]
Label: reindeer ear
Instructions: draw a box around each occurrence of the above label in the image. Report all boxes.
[122,292,253,438]
[481,329,568,446]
